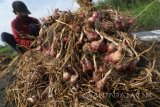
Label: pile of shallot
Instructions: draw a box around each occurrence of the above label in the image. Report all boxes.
[8,5,160,107]
[35,8,139,92]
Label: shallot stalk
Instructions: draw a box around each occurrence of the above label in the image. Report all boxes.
[83,43,91,54]
[93,55,97,72]
[88,11,100,22]
[56,28,65,59]
[55,19,74,31]
[123,38,139,58]
[76,31,84,47]
[116,31,135,57]
[96,69,112,91]
[50,42,57,57]
[56,40,63,59]
[79,31,84,43]
[96,30,134,57]
[95,29,119,46]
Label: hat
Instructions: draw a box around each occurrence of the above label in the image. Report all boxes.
[12,1,31,15]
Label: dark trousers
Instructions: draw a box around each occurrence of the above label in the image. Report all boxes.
[1,32,21,53]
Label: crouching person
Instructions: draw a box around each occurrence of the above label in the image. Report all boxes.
[1,1,40,54]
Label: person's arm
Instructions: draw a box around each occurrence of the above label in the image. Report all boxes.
[11,20,21,39]
[11,20,35,40]
[28,17,41,36]
[31,17,40,24]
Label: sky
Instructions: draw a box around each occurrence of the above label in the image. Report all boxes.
[0,0,99,45]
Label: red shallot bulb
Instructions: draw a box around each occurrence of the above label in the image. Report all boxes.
[96,79,105,91]
[92,71,102,82]
[127,60,137,72]
[88,11,100,22]
[91,39,103,52]
[70,75,79,85]
[98,65,108,73]
[27,95,38,105]
[114,20,125,30]
[63,36,68,44]
[128,18,136,25]
[97,41,108,53]
[83,29,98,41]
[104,46,123,64]
[63,72,71,81]
[27,97,36,105]
[66,64,74,72]
[92,11,99,18]
[41,86,49,99]
[36,45,43,51]
[115,63,125,72]
[110,46,123,64]
[79,13,85,18]
[104,53,111,63]
[81,56,94,72]
[96,69,111,91]
[88,17,96,22]
[43,42,57,57]
[36,38,43,45]
[107,43,117,53]
[44,48,51,55]
[44,16,51,21]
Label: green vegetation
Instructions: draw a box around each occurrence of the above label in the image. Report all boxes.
[96,0,160,31]
[0,45,17,57]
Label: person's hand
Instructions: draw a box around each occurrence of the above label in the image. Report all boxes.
[20,34,36,40]
[27,35,36,40]
[16,44,29,54]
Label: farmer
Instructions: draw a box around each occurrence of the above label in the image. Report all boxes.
[1,1,40,54]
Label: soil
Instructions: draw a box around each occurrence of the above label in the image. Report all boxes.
[0,70,16,107]
[139,40,160,70]
[0,56,17,107]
